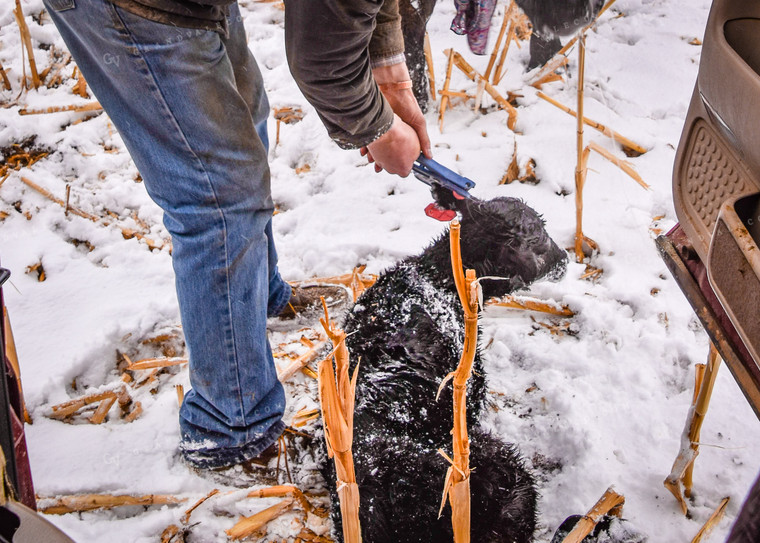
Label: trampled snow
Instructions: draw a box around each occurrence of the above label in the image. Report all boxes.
[2,0,759,541]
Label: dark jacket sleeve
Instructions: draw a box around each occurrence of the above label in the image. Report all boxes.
[370,0,405,60]
[284,0,403,149]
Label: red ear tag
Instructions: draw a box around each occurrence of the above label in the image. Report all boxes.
[424,203,457,222]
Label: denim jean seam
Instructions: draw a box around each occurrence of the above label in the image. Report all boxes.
[111,4,249,426]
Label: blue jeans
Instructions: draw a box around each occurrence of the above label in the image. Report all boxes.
[44,0,291,468]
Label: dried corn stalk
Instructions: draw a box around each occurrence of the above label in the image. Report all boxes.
[492,8,518,85]
[500,142,537,185]
[529,55,569,89]
[569,36,647,262]
[273,106,304,145]
[126,356,188,371]
[586,141,648,189]
[437,220,478,543]
[690,497,729,543]
[277,335,328,383]
[14,0,40,89]
[536,92,646,157]
[439,49,456,131]
[423,33,436,101]
[38,493,186,514]
[484,3,513,83]
[227,498,296,540]
[0,61,11,91]
[318,300,361,543]
[562,487,625,543]
[486,294,574,317]
[448,50,517,130]
[573,34,590,262]
[48,383,137,423]
[664,343,721,515]
[182,489,220,524]
[19,176,166,251]
[247,484,328,518]
[49,390,118,420]
[18,102,102,115]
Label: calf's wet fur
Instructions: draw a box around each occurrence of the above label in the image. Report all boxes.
[321,196,568,542]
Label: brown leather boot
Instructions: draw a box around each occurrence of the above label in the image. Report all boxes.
[278,284,350,319]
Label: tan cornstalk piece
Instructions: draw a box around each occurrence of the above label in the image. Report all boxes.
[531,70,565,89]
[124,401,143,423]
[484,3,513,83]
[18,102,103,115]
[536,92,647,156]
[226,497,296,540]
[293,407,321,428]
[574,34,588,263]
[127,357,188,371]
[301,366,319,379]
[423,33,437,101]
[14,0,40,89]
[0,61,11,91]
[664,343,721,515]
[44,53,73,88]
[273,106,304,145]
[486,295,574,317]
[181,488,219,524]
[159,524,181,543]
[437,220,479,543]
[439,49,456,131]
[39,494,186,514]
[297,528,334,542]
[20,176,97,221]
[89,395,117,424]
[449,50,518,130]
[690,497,730,543]
[277,338,328,383]
[73,71,88,98]
[587,141,648,189]
[3,307,31,423]
[175,385,184,408]
[529,55,569,89]
[134,368,161,389]
[562,487,625,543]
[19,177,165,250]
[247,484,327,518]
[318,300,362,543]
[49,391,118,420]
[492,6,518,86]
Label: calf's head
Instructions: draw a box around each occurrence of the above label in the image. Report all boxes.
[455,197,567,297]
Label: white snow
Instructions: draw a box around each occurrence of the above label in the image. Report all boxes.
[2,0,760,541]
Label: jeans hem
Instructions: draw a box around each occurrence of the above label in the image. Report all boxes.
[180,419,286,470]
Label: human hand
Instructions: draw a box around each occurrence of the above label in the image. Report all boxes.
[363,114,421,177]
[372,63,432,159]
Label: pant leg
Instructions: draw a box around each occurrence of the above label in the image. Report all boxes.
[44,0,287,468]
[221,18,291,317]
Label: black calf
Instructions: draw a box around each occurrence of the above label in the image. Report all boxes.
[321,197,567,542]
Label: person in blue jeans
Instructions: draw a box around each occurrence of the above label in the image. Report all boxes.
[43,0,431,469]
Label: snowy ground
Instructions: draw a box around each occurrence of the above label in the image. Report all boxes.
[2,0,759,541]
